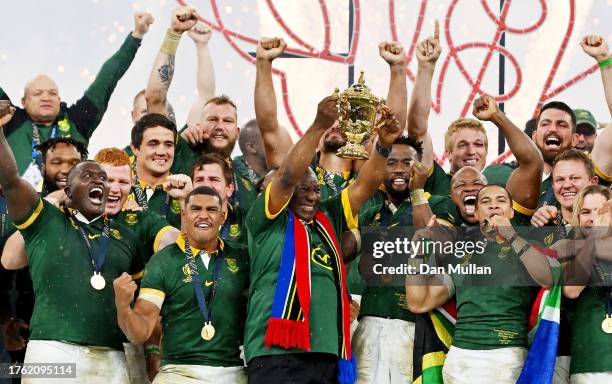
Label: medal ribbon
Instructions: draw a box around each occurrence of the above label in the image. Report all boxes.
[72,215,110,274]
[132,175,171,218]
[31,122,58,169]
[183,238,223,324]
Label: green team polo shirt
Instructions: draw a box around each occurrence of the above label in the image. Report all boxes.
[15,199,145,350]
[128,179,181,228]
[140,236,249,367]
[567,286,612,374]
[244,184,357,362]
[451,209,534,350]
[1,34,142,176]
[356,189,457,321]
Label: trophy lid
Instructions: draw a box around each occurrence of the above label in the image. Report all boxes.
[339,71,379,101]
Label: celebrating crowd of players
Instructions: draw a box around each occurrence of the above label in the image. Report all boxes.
[0,5,611,384]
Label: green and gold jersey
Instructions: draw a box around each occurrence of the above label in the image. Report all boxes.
[424,161,452,196]
[2,34,142,176]
[451,210,534,350]
[315,166,353,201]
[244,184,357,362]
[170,138,259,214]
[114,209,175,263]
[140,236,249,367]
[357,190,457,321]
[567,286,612,374]
[220,203,247,244]
[15,199,144,350]
[128,179,181,228]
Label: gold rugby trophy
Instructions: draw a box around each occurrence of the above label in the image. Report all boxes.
[334,71,384,159]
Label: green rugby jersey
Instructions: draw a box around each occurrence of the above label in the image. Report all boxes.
[1,34,142,176]
[451,210,534,350]
[140,236,249,367]
[114,209,175,263]
[356,190,457,322]
[170,137,259,213]
[315,166,353,201]
[15,199,144,350]
[567,286,612,374]
[220,203,247,244]
[244,184,357,362]
[128,179,181,228]
[424,161,452,196]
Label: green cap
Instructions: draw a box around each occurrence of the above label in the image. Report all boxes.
[574,109,597,134]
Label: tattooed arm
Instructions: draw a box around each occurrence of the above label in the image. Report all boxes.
[145,6,198,115]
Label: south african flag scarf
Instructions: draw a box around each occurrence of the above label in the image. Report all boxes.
[265,210,356,384]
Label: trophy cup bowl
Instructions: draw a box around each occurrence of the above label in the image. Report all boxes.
[334,71,383,160]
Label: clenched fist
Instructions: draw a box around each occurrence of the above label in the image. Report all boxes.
[113,272,138,310]
[133,12,154,39]
[256,37,287,61]
[163,174,193,201]
[0,100,15,128]
[379,41,406,66]
[188,22,212,45]
[580,35,610,63]
[313,95,340,130]
[376,106,402,148]
[171,6,199,34]
[472,94,500,121]
[530,205,557,228]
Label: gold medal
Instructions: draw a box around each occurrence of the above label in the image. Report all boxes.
[201,322,215,341]
[602,316,612,334]
[90,273,106,290]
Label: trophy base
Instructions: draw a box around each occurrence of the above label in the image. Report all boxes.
[337,143,369,160]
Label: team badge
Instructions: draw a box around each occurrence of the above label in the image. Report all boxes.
[171,199,181,214]
[229,224,240,238]
[498,246,511,260]
[226,258,239,273]
[544,232,554,246]
[110,228,122,240]
[373,212,381,225]
[182,264,192,283]
[311,245,333,270]
[125,213,139,225]
[58,118,70,132]
[241,178,252,191]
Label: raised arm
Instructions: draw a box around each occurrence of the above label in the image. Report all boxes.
[145,7,198,115]
[581,35,612,115]
[473,95,543,210]
[0,106,38,221]
[347,109,402,215]
[255,37,294,169]
[113,273,160,344]
[185,23,215,129]
[71,13,153,138]
[407,21,441,140]
[379,41,407,131]
[1,232,27,270]
[405,217,452,313]
[267,96,338,215]
[583,36,612,177]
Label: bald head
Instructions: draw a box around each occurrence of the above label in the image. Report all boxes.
[451,166,487,187]
[22,74,61,124]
